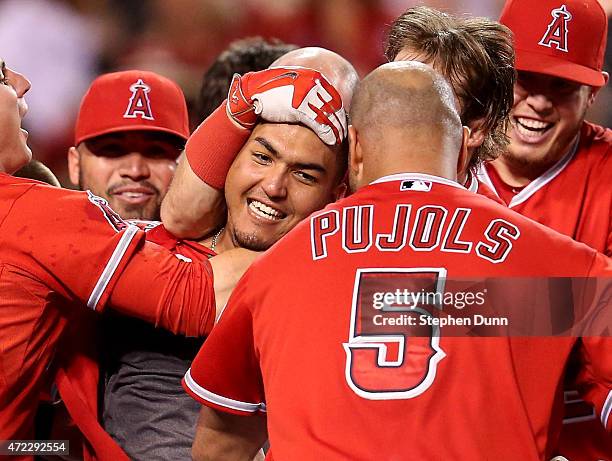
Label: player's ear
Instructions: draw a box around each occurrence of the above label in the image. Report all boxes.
[67,146,81,187]
[588,72,609,105]
[465,117,486,150]
[348,125,364,191]
[333,181,347,200]
[457,126,471,177]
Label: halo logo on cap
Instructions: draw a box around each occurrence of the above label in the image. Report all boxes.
[124,79,154,120]
[500,0,607,86]
[538,4,572,52]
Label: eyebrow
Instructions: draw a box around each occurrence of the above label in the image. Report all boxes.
[254,136,327,173]
[254,136,279,157]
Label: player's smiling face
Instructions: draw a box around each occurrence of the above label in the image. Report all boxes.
[68,131,181,220]
[505,71,596,168]
[223,122,343,251]
[0,60,32,173]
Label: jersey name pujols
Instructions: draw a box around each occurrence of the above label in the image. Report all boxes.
[310,204,520,264]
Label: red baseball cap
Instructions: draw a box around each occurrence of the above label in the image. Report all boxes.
[500,0,608,87]
[74,70,190,145]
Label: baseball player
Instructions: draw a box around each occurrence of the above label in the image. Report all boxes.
[0,61,340,458]
[482,0,611,256]
[183,62,612,460]
[480,0,612,458]
[63,69,209,460]
[161,47,359,242]
[385,6,515,198]
[0,59,31,172]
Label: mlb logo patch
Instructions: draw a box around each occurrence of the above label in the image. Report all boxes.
[400,180,432,192]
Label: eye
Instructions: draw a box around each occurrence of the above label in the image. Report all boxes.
[86,142,125,157]
[252,152,272,164]
[552,79,579,95]
[145,144,181,159]
[293,170,317,184]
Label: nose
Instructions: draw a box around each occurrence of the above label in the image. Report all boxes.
[6,68,31,98]
[524,92,554,114]
[260,167,288,200]
[118,152,151,181]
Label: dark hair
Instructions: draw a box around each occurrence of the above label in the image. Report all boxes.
[385,6,515,170]
[14,160,61,187]
[192,37,298,129]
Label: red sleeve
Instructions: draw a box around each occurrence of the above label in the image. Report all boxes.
[575,253,612,431]
[576,337,612,432]
[2,185,145,312]
[182,271,265,416]
[109,241,216,337]
[606,207,611,257]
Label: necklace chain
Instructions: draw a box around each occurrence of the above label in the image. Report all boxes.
[210,227,224,252]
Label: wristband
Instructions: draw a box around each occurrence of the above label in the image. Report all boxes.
[185,102,252,189]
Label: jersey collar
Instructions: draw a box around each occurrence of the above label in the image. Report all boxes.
[370,172,467,190]
[477,136,579,209]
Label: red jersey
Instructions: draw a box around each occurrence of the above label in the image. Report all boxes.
[478,122,612,459]
[478,122,612,256]
[0,174,215,452]
[53,222,215,461]
[466,173,505,205]
[184,174,612,460]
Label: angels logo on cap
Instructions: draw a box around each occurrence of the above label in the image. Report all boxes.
[500,0,608,87]
[538,4,572,52]
[124,79,154,120]
[74,70,189,146]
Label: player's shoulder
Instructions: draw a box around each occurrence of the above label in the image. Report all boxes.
[0,172,85,211]
[0,171,45,191]
[486,202,601,274]
[579,121,612,159]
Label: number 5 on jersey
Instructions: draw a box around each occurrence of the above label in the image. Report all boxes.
[343,268,447,400]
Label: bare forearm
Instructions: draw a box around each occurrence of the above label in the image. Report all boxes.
[161,103,252,238]
[193,408,267,461]
[161,155,226,239]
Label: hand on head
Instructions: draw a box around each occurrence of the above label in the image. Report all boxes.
[226,66,347,146]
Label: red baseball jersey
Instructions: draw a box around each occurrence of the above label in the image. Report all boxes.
[466,173,505,205]
[0,174,215,449]
[184,174,612,460]
[52,222,215,461]
[478,122,612,256]
[478,121,612,459]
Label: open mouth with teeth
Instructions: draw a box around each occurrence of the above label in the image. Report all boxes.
[513,116,553,138]
[248,199,286,221]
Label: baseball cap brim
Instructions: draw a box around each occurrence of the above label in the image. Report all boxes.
[75,124,188,146]
[515,48,606,87]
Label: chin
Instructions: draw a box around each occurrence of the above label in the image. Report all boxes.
[234,230,276,252]
[7,148,33,174]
